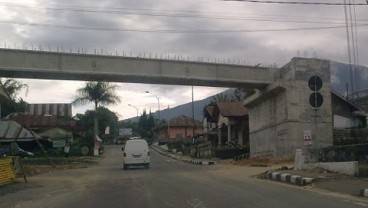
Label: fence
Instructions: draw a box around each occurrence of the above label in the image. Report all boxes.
[233,150,274,161]
[307,144,368,162]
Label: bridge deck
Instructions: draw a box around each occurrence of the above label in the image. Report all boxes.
[0,48,273,88]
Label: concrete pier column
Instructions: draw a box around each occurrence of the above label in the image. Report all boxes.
[227,125,231,142]
[218,127,222,148]
[238,130,243,146]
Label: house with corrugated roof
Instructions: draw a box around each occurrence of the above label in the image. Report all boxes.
[157,115,203,140]
[4,103,76,142]
[0,120,51,152]
[203,102,249,148]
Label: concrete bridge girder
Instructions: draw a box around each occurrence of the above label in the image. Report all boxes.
[0,49,274,88]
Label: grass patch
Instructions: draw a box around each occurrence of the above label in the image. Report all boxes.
[358,162,368,177]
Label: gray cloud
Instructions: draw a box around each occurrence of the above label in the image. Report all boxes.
[1,0,367,118]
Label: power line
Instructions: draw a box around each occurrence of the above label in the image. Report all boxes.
[222,0,368,6]
[0,20,367,33]
[2,2,366,24]
[4,2,368,24]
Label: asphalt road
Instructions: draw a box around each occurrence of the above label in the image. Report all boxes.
[2,145,368,208]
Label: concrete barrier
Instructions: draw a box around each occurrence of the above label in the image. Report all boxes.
[271,172,280,180]
[302,177,314,185]
[267,172,312,186]
[280,173,291,182]
[303,161,358,176]
[151,146,215,166]
[360,189,368,197]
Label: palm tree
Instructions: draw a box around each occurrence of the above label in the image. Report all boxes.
[72,81,121,137]
[0,78,28,118]
[0,78,28,101]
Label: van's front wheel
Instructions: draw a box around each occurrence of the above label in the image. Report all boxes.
[123,164,128,170]
[145,164,150,169]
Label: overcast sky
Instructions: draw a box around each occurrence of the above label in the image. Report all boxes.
[0,0,367,119]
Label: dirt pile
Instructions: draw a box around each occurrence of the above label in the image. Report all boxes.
[232,157,294,167]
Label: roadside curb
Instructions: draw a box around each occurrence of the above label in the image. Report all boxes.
[266,171,314,186]
[151,146,215,166]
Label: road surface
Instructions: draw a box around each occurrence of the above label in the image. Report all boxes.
[1,145,368,208]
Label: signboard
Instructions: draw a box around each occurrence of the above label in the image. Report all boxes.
[81,146,89,156]
[303,130,312,145]
[0,158,16,185]
[119,128,132,136]
[105,127,110,135]
[53,140,66,148]
[308,76,324,108]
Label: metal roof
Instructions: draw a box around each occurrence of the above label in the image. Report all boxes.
[216,102,248,117]
[0,120,41,141]
[26,103,72,117]
[4,113,76,129]
[168,115,202,127]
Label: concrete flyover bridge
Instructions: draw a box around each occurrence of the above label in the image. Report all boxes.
[0,48,274,89]
[0,48,334,157]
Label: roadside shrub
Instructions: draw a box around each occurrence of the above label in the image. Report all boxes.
[358,164,368,177]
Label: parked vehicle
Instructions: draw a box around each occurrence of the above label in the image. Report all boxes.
[122,139,150,170]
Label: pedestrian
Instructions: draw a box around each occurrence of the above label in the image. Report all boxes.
[64,144,70,158]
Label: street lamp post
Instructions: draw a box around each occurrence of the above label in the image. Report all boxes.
[145,91,160,121]
[128,104,139,122]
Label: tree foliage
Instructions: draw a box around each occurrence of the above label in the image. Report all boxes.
[75,107,119,137]
[0,79,28,118]
[138,109,155,139]
[72,81,121,108]
[72,81,121,136]
[209,88,256,105]
[0,78,28,102]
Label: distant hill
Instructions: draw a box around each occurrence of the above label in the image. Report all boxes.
[330,61,368,95]
[123,60,368,122]
[123,88,238,122]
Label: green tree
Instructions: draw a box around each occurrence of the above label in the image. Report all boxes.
[0,78,28,118]
[138,110,155,139]
[118,120,139,135]
[0,78,28,101]
[233,88,255,101]
[75,107,119,137]
[72,81,121,137]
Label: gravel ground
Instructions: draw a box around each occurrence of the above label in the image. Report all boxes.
[278,168,368,197]
[227,157,368,197]
[0,156,101,197]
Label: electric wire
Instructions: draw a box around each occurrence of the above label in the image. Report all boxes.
[1,2,365,25]
[222,0,368,6]
[0,20,367,33]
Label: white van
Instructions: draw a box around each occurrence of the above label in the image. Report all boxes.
[122,139,150,169]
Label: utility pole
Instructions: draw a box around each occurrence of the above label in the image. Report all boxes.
[192,86,195,144]
[145,91,160,121]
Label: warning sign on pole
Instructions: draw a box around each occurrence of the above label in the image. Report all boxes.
[303,130,312,145]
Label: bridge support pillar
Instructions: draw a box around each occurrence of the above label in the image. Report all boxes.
[244,58,333,157]
[218,128,222,148]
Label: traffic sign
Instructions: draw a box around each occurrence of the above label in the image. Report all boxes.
[308,76,323,108]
